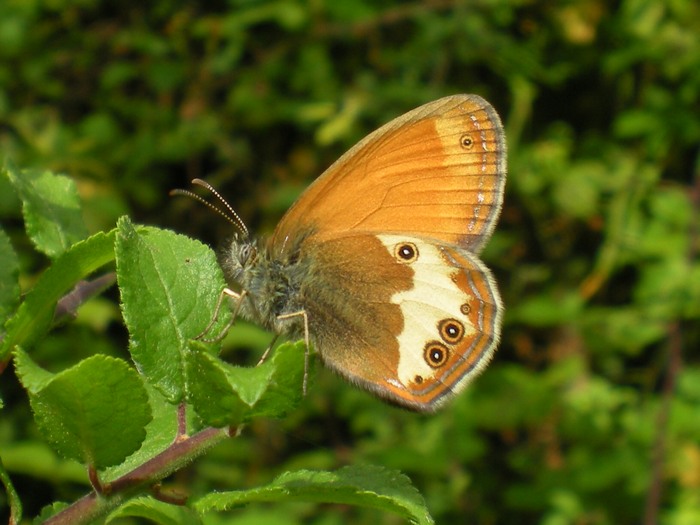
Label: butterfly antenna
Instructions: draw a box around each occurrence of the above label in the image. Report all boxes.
[169,179,250,239]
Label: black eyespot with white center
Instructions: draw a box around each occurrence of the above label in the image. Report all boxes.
[438,318,465,344]
[395,242,418,263]
[424,341,449,368]
[460,133,474,149]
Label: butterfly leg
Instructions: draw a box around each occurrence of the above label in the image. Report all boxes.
[276,309,310,395]
[196,287,247,343]
[256,334,280,366]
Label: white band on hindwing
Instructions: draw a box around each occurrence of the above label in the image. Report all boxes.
[376,234,477,388]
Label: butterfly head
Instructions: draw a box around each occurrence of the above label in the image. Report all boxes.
[222,234,269,327]
[225,233,258,284]
[222,232,309,339]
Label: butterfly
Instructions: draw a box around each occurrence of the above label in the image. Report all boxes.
[177,94,506,412]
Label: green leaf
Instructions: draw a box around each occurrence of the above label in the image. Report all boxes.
[106,496,202,524]
[34,502,70,524]
[115,217,232,403]
[186,340,305,427]
[0,226,20,325]
[14,350,152,469]
[0,454,22,524]
[101,382,179,482]
[195,464,435,525]
[11,346,54,394]
[0,229,117,361]
[3,162,88,258]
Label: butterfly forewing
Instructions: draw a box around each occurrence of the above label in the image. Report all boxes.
[271,94,506,254]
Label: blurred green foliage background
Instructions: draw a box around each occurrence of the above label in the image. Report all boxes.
[1,0,699,523]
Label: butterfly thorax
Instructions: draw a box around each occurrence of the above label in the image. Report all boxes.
[223,235,308,338]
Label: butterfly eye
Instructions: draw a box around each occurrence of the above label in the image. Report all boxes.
[460,303,471,315]
[424,342,450,368]
[240,245,256,266]
[394,242,419,263]
[460,134,474,149]
[438,318,465,344]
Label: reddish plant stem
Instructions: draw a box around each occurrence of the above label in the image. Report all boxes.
[87,465,104,495]
[53,272,117,323]
[44,426,227,525]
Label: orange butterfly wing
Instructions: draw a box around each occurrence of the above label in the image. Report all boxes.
[271,94,506,253]
[298,233,503,411]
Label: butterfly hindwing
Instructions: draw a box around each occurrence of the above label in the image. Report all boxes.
[302,232,502,411]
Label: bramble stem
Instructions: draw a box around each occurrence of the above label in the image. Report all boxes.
[44,426,228,525]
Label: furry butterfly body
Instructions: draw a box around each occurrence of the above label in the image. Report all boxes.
[219,94,506,412]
